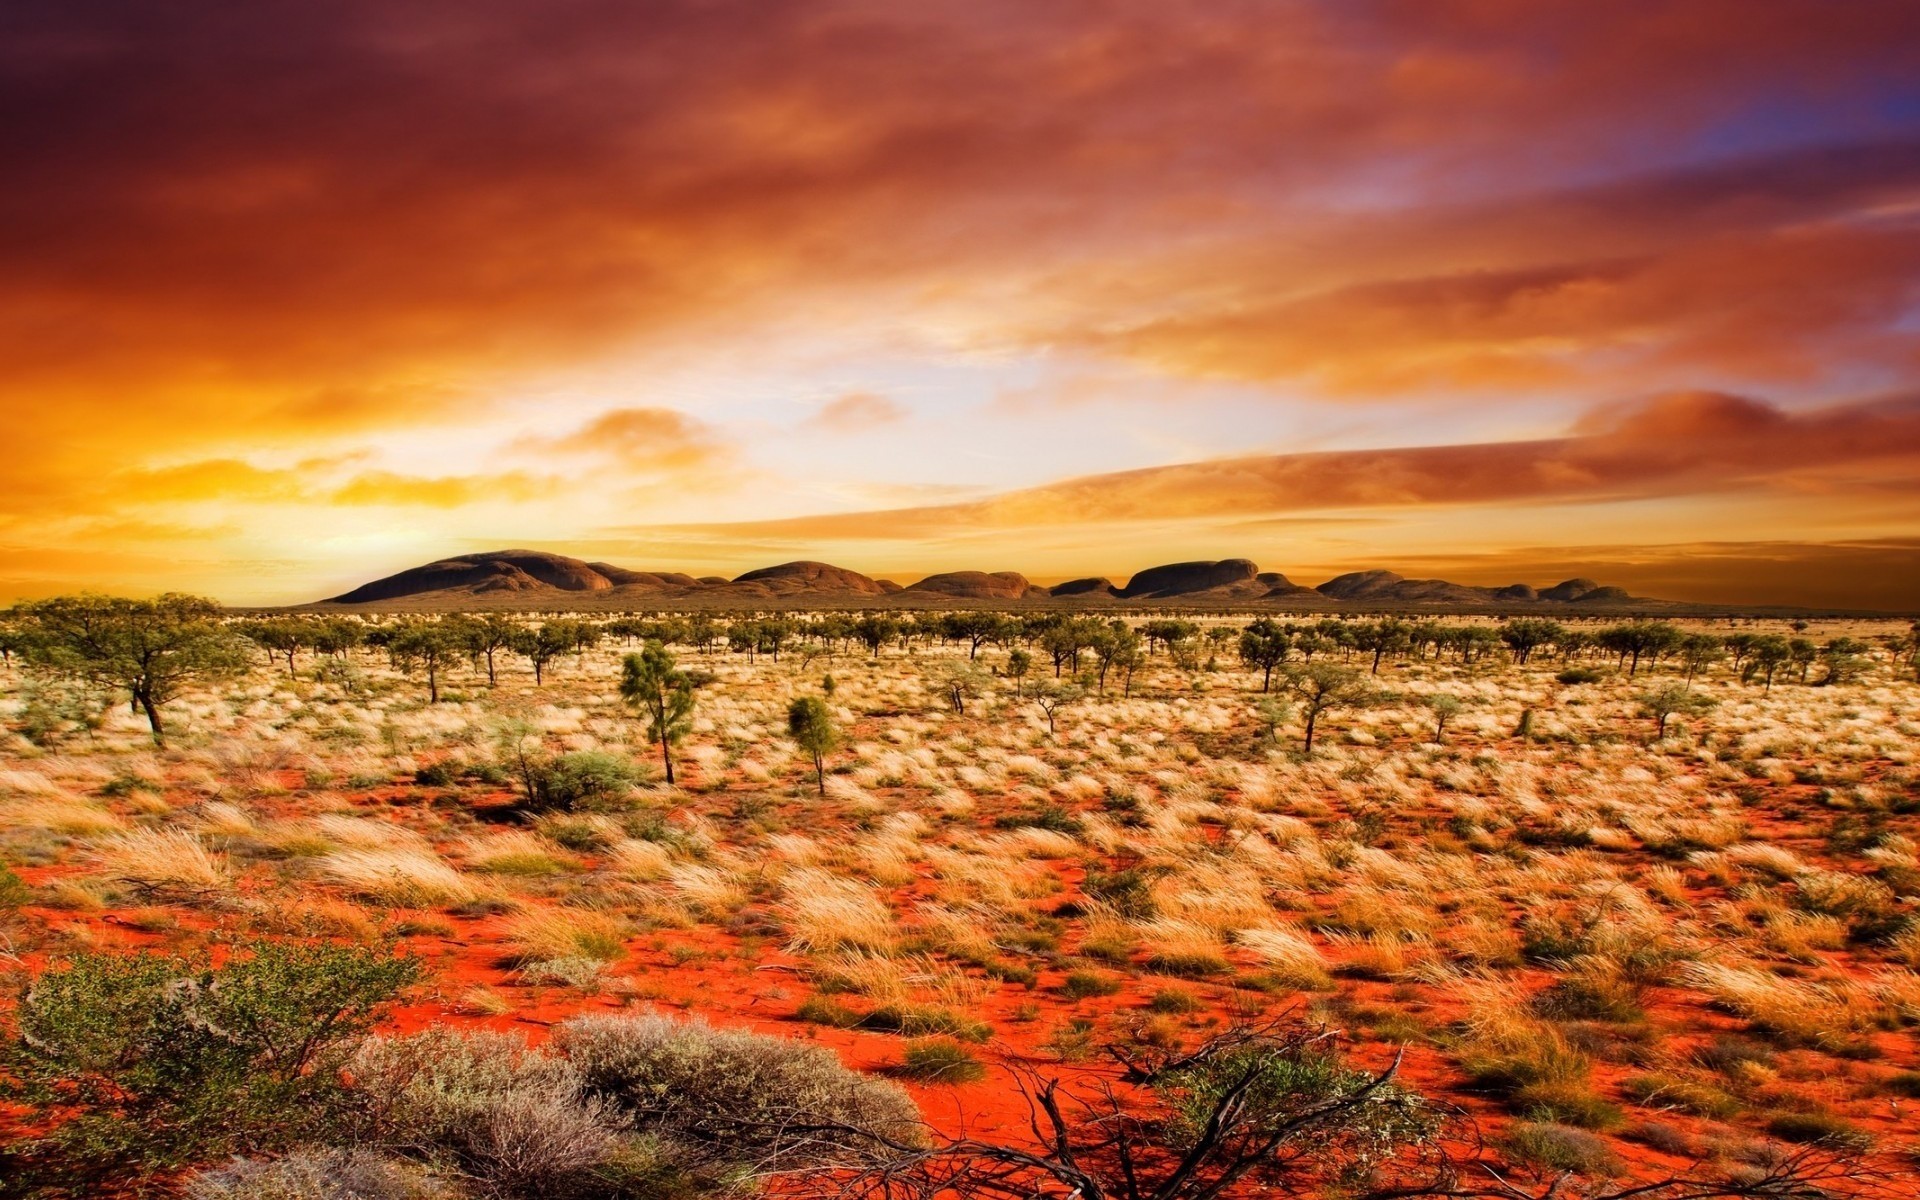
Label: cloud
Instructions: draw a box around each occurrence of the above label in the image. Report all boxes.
[519,407,726,473]
[805,391,906,432]
[662,391,1920,539]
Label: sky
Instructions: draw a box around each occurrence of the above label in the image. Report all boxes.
[4,0,1920,609]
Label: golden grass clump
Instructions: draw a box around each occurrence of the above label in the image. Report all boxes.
[320,847,478,907]
[92,829,229,891]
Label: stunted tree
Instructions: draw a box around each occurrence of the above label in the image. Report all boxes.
[934,663,991,715]
[16,594,249,745]
[237,617,314,677]
[1424,693,1465,742]
[386,621,460,703]
[1638,684,1717,741]
[1031,679,1083,738]
[1005,648,1032,698]
[1090,622,1143,696]
[1678,632,1725,686]
[451,613,519,686]
[852,615,899,658]
[944,612,1010,660]
[1498,617,1563,665]
[787,695,837,797]
[620,642,696,786]
[1238,619,1290,693]
[510,621,576,685]
[1279,662,1369,755]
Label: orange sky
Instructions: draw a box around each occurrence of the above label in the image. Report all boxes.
[4,1,1920,608]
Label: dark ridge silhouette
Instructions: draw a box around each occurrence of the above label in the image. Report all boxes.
[905,571,1038,599]
[1049,577,1117,597]
[1118,558,1261,599]
[314,549,1690,612]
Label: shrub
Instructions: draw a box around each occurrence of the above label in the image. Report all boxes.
[0,863,29,909]
[3,941,418,1189]
[516,751,645,813]
[1147,987,1203,1014]
[350,1028,630,1197]
[554,1011,925,1168]
[1156,1036,1437,1172]
[187,1147,454,1199]
[1060,969,1122,1000]
[1081,865,1162,918]
[1765,1110,1874,1150]
[898,1037,987,1084]
[1501,1122,1622,1176]
[1555,667,1605,685]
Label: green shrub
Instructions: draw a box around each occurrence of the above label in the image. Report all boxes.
[515,751,645,813]
[0,863,30,910]
[1060,969,1122,1000]
[1156,1038,1437,1169]
[1081,865,1163,918]
[1555,667,1605,685]
[1765,1111,1873,1150]
[1500,1122,1622,1176]
[898,1037,987,1084]
[2,941,418,1189]
[1147,987,1202,1014]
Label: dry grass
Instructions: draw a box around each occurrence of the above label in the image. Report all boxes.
[320,847,478,907]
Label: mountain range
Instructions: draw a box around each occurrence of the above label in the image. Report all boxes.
[313,549,1671,611]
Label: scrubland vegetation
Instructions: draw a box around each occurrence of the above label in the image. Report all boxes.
[0,599,1916,1197]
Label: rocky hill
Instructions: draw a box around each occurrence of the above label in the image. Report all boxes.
[317,549,1669,611]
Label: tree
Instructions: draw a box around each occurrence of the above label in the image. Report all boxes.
[1497,618,1564,665]
[934,663,991,715]
[1030,679,1083,738]
[1254,696,1293,742]
[852,615,899,658]
[1677,632,1725,686]
[1424,693,1465,742]
[1238,619,1290,693]
[15,594,249,745]
[1637,684,1717,741]
[944,612,1010,660]
[1005,648,1032,697]
[787,696,838,797]
[1278,662,1368,755]
[1090,622,1143,696]
[386,621,459,703]
[1819,637,1870,685]
[1598,621,1683,677]
[1351,618,1410,675]
[1748,634,1790,693]
[237,618,314,677]
[620,642,696,785]
[509,621,576,685]
[451,614,519,686]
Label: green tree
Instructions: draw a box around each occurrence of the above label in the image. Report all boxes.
[1425,693,1465,742]
[1498,618,1564,665]
[451,613,519,686]
[15,594,249,745]
[852,615,899,658]
[1005,648,1032,697]
[620,642,697,786]
[509,621,576,685]
[1238,619,1290,692]
[1278,662,1369,755]
[1031,679,1083,738]
[1637,684,1717,740]
[787,695,838,797]
[386,620,459,703]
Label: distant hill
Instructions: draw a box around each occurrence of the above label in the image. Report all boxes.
[314,549,1697,612]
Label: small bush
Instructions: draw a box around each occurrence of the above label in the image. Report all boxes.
[517,752,645,813]
[554,1012,926,1168]
[1556,667,1605,685]
[898,1037,987,1084]
[1147,987,1202,1014]
[187,1147,454,1199]
[3,941,418,1189]
[1765,1110,1873,1150]
[1501,1122,1622,1176]
[1060,969,1122,1000]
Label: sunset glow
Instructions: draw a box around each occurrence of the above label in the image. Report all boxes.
[6,1,1920,606]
